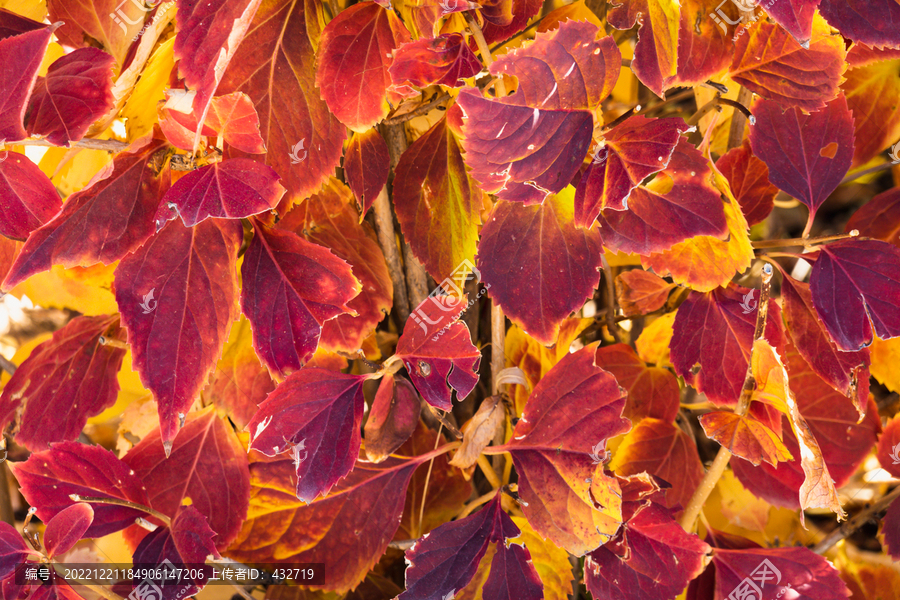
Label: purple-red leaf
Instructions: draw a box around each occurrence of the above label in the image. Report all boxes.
[115,218,242,447]
[155,158,285,227]
[0,522,30,579]
[595,139,728,255]
[748,94,854,225]
[247,368,366,502]
[715,140,777,227]
[0,153,61,241]
[762,0,819,46]
[240,221,361,377]
[396,295,480,410]
[43,503,94,558]
[489,21,620,110]
[477,193,603,345]
[456,87,593,205]
[400,493,542,600]
[819,0,900,49]
[574,115,690,224]
[25,47,115,146]
[846,186,900,249]
[2,138,170,291]
[343,129,390,217]
[0,314,127,451]
[10,441,151,538]
[810,239,900,351]
[122,406,249,551]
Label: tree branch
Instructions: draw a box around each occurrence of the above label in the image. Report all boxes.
[813,485,900,554]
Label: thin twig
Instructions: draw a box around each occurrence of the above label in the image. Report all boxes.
[679,263,774,532]
[686,96,721,127]
[370,186,411,326]
[0,462,13,526]
[466,13,507,97]
[13,138,129,152]
[423,404,463,439]
[0,355,16,376]
[69,495,172,528]
[456,490,497,519]
[640,89,696,116]
[841,160,898,184]
[751,230,859,250]
[812,485,900,554]
[726,86,753,151]
[384,92,452,125]
[602,257,621,343]
[416,423,444,539]
[476,453,502,489]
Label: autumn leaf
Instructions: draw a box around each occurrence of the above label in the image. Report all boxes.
[389,33,482,89]
[715,140,777,226]
[0,152,61,241]
[607,0,679,97]
[761,0,819,46]
[316,2,411,132]
[699,409,793,467]
[594,343,680,423]
[0,21,56,140]
[48,0,140,65]
[819,0,900,49]
[449,393,504,469]
[486,344,630,555]
[42,503,93,558]
[0,522,31,579]
[477,189,603,345]
[115,218,242,448]
[343,128,390,217]
[364,373,421,463]
[841,45,900,167]
[846,186,900,249]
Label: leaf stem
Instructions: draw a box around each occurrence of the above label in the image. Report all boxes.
[416,423,444,539]
[812,485,900,554]
[465,13,507,97]
[370,186,412,326]
[384,92,452,125]
[679,263,774,532]
[0,355,16,376]
[726,87,753,151]
[69,495,172,528]
[841,160,898,184]
[602,257,622,343]
[751,230,859,249]
[456,489,497,519]
[476,453,502,489]
[686,95,721,127]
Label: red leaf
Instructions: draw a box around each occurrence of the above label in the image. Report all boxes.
[712,545,850,600]
[488,344,631,554]
[155,158,285,227]
[25,47,115,146]
[396,295,480,410]
[389,33,482,89]
[0,522,30,579]
[670,285,785,405]
[586,501,711,600]
[247,368,366,502]
[161,92,266,154]
[10,441,151,537]
[810,239,900,351]
[819,0,900,48]
[43,504,93,559]
[48,0,142,66]
[479,0,541,45]
[0,22,55,141]
[343,129,389,216]
[489,21,620,110]
[781,274,869,415]
[715,140,777,226]
[594,343,680,423]
[277,180,392,354]
[846,186,900,249]
[610,418,704,514]
[316,2,411,132]
[364,374,421,463]
[240,221,360,377]
[607,0,677,97]
[574,115,691,225]
[733,343,880,508]
[400,493,542,600]
[219,0,346,215]
[173,0,263,150]
[762,0,819,46]
[476,194,603,345]
[0,314,127,451]
[2,138,169,291]
[882,497,900,560]
[596,139,728,255]
[392,116,483,283]
[0,153,61,241]
[456,87,593,205]
[614,270,674,317]
[122,406,249,551]
[115,218,242,447]
[227,449,444,594]
[748,94,854,224]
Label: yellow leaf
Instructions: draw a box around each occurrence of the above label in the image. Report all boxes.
[89,349,151,424]
[510,516,575,600]
[122,36,176,140]
[0,0,45,21]
[40,143,113,198]
[871,335,900,393]
[10,264,118,315]
[635,312,675,367]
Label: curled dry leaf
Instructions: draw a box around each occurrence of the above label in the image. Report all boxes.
[449,394,505,469]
